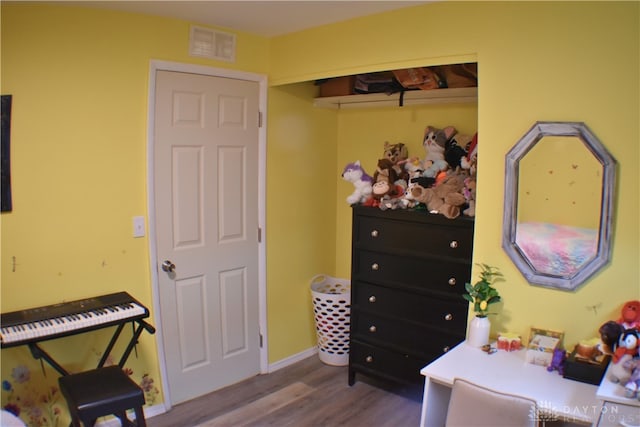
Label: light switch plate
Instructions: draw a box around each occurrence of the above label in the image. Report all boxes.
[133,216,145,238]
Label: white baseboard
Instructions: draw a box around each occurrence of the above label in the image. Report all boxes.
[144,403,168,418]
[268,346,317,373]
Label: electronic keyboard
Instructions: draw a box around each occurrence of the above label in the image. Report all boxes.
[0,292,149,348]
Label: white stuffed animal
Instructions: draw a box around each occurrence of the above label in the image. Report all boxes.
[341,161,373,205]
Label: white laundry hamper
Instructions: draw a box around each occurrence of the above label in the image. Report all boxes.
[309,274,351,366]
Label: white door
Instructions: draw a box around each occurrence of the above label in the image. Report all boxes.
[154,70,260,404]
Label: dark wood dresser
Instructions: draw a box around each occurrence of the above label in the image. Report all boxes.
[348,206,474,388]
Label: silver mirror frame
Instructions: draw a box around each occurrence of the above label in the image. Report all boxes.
[502,122,617,291]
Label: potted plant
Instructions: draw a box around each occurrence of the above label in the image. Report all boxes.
[463,264,504,347]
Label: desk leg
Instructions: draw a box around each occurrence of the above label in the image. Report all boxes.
[592,401,604,427]
[420,377,452,427]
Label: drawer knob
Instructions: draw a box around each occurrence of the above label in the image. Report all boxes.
[365,355,374,363]
[368,295,377,303]
[448,277,456,286]
[443,346,450,353]
[445,313,453,321]
[371,229,379,238]
[371,263,379,271]
[449,240,459,249]
[369,325,377,333]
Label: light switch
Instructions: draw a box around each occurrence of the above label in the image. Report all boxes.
[133,216,145,238]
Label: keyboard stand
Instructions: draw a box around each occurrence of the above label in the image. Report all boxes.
[29,342,70,376]
[25,318,155,377]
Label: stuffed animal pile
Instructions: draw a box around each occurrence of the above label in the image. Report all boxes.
[341,126,479,219]
[597,300,640,399]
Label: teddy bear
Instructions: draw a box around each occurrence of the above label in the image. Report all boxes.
[462,176,476,217]
[610,353,636,384]
[618,300,640,331]
[421,125,457,178]
[341,160,373,205]
[414,170,468,219]
[382,141,409,184]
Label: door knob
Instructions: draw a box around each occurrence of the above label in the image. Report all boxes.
[161,260,176,273]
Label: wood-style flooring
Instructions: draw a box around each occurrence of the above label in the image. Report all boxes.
[147,355,423,427]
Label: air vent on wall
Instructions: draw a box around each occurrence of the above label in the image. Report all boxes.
[189,25,236,62]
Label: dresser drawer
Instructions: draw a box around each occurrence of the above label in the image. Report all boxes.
[354,214,473,260]
[350,339,428,385]
[353,282,468,330]
[352,311,464,358]
[353,249,471,295]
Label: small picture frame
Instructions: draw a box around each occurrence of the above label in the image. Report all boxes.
[526,327,564,366]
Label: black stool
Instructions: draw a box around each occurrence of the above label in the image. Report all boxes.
[58,365,146,427]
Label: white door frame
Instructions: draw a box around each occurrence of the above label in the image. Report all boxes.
[146,60,268,410]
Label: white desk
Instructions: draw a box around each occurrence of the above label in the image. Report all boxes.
[420,342,600,426]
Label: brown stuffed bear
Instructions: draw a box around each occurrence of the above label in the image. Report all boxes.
[462,176,477,217]
[374,158,397,183]
[422,170,468,219]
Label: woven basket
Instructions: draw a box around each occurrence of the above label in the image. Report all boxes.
[310,274,351,366]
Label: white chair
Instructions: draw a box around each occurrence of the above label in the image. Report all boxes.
[1,410,26,427]
[445,378,538,427]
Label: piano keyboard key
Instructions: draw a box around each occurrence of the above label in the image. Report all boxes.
[0,301,147,345]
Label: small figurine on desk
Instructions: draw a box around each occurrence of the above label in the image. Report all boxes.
[547,348,567,375]
[481,344,497,355]
[497,332,522,351]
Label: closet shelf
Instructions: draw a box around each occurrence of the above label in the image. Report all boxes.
[313,87,477,109]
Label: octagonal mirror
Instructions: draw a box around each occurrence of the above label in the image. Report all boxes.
[502,122,616,291]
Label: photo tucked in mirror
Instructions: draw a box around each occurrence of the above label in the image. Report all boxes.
[503,122,616,291]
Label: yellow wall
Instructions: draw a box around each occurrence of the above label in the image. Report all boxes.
[1,0,638,422]
[0,3,272,421]
[265,82,338,361]
[270,0,639,347]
